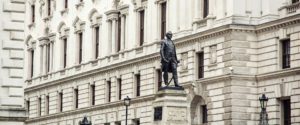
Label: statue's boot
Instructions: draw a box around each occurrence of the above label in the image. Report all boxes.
[174,77,181,87]
[163,72,169,86]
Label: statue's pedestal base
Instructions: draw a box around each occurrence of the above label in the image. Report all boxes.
[152,88,188,125]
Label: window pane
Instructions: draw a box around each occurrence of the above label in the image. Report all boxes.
[282,39,290,69]
[140,10,145,46]
[198,52,204,79]
[203,0,209,18]
[283,99,291,125]
[161,3,167,39]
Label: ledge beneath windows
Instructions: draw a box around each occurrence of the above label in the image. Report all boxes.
[25,95,155,123]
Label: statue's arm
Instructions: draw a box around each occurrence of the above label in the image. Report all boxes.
[160,41,167,62]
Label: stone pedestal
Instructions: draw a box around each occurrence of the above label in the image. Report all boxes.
[152,87,188,125]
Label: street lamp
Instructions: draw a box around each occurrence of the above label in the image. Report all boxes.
[124,96,131,125]
[79,116,92,125]
[259,94,269,125]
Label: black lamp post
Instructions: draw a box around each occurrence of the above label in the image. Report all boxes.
[79,116,92,125]
[259,94,269,125]
[124,96,131,125]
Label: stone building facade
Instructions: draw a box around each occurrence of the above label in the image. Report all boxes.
[0,0,26,125]
[24,0,300,125]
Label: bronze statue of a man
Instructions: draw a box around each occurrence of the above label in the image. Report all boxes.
[160,31,180,87]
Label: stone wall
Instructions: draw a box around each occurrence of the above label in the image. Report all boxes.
[0,0,26,124]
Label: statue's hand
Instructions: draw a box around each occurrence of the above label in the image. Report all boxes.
[164,59,169,63]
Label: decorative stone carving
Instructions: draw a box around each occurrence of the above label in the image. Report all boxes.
[181,52,188,70]
[210,45,217,64]
[167,107,187,121]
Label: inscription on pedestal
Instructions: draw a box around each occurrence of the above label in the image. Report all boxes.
[167,107,187,121]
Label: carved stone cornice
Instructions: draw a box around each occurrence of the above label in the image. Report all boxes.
[105,10,120,21]
[25,51,160,92]
[255,14,300,33]
[118,4,129,15]
[25,95,155,123]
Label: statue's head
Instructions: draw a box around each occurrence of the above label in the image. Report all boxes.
[166,31,173,39]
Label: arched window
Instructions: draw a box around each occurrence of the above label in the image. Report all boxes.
[190,96,208,124]
[73,17,85,64]
[89,9,102,59]
[58,22,69,69]
[25,36,36,79]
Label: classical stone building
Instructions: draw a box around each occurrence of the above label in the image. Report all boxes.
[24,0,300,125]
[0,0,26,125]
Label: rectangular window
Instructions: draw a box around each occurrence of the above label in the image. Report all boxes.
[74,89,78,109]
[139,10,145,46]
[133,119,140,125]
[282,39,290,69]
[31,5,35,23]
[95,26,100,59]
[63,38,67,68]
[197,52,204,79]
[45,95,49,115]
[79,32,83,63]
[65,0,68,8]
[203,0,209,18]
[58,92,63,112]
[117,14,121,52]
[38,97,41,116]
[202,105,208,123]
[47,0,51,16]
[156,69,162,90]
[107,81,111,102]
[117,78,122,100]
[135,74,141,97]
[26,100,30,112]
[31,50,34,78]
[161,2,167,39]
[90,84,95,106]
[282,99,291,125]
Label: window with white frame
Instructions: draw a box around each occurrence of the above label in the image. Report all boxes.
[73,17,85,64]
[89,10,102,59]
[58,22,69,69]
[26,36,36,79]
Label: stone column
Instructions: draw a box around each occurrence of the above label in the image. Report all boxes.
[111,19,116,53]
[60,39,64,69]
[107,21,112,54]
[194,0,200,20]
[50,42,53,72]
[121,15,125,51]
[42,44,47,75]
[28,49,33,78]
